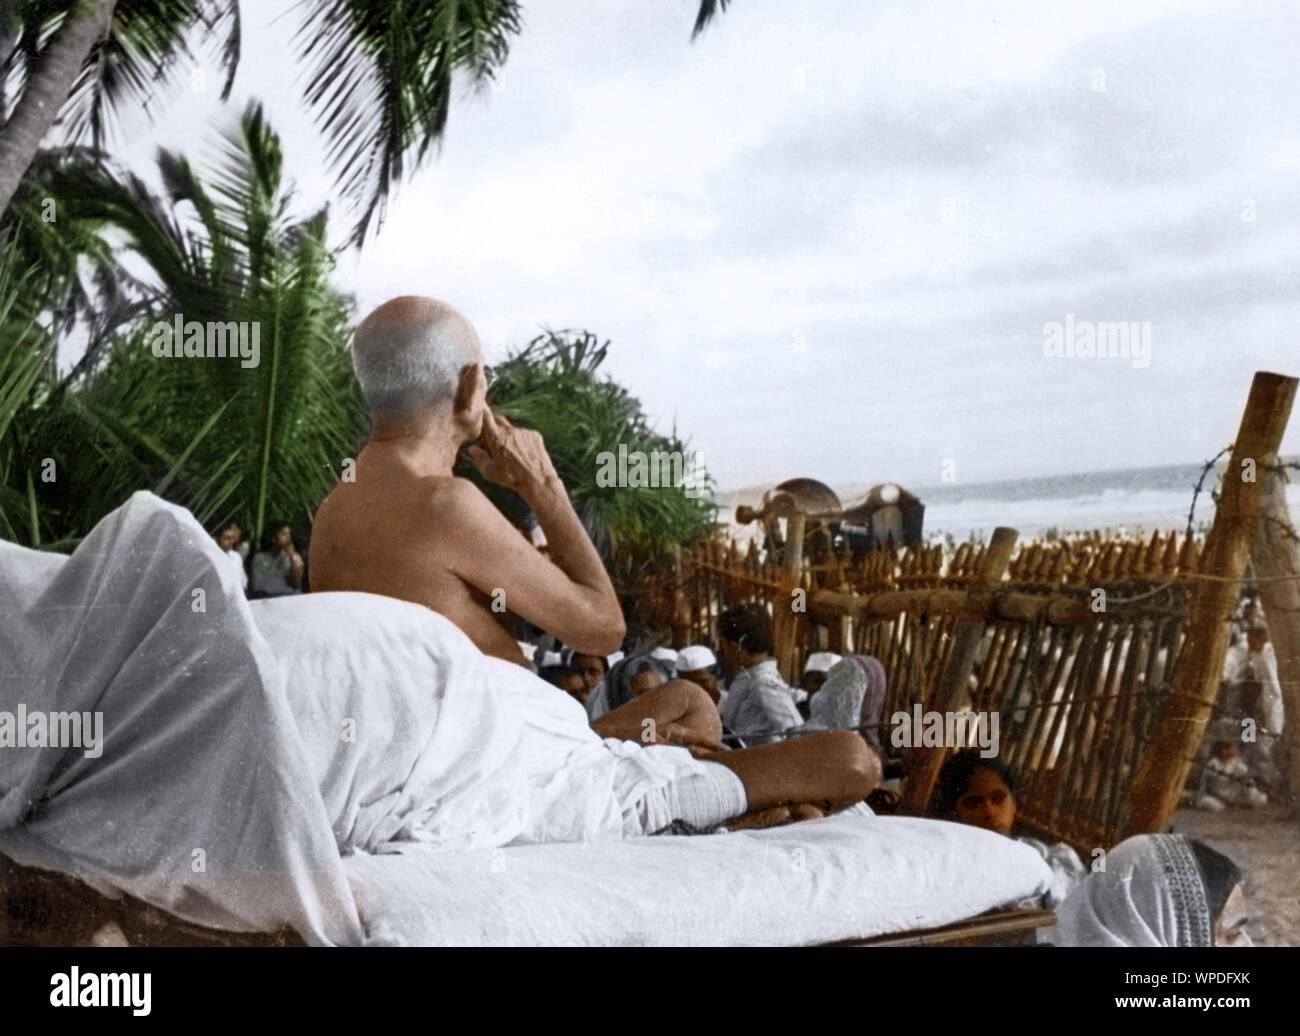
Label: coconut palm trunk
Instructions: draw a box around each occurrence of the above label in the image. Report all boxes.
[0,0,117,217]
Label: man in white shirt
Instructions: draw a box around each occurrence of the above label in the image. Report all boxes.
[1222,621,1286,794]
[216,523,247,593]
[717,604,802,742]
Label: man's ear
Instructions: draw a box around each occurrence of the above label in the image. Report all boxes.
[453,363,485,421]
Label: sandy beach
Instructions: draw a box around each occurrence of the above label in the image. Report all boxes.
[1170,806,1300,947]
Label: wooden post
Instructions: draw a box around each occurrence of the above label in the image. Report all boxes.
[1123,371,1297,836]
[900,526,1019,814]
[1253,463,1300,809]
[773,514,806,684]
[670,545,690,646]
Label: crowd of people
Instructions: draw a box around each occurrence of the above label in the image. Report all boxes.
[526,605,884,752]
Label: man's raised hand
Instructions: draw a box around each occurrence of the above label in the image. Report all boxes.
[466,409,559,497]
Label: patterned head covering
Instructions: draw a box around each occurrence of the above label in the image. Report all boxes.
[1053,834,1242,947]
[805,654,888,749]
[604,653,674,713]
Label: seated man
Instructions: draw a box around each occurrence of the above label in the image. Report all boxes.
[310,296,880,829]
[717,603,803,742]
[797,651,841,719]
[215,522,248,593]
[676,645,721,705]
[570,649,612,705]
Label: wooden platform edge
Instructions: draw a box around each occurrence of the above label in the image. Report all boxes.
[821,907,1057,947]
[0,854,305,947]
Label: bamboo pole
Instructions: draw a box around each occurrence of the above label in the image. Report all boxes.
[1253,463,1300,809]
[808,585,1105,627]
[772,514,806,684]
[1123,371,1298,836]
[901,526,1019,814]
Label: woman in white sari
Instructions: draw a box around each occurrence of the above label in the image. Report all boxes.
[1052,833,1251,947]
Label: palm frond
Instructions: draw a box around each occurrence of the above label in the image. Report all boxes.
[294,0,523,247]
[692,0,731,40]
[60,0,240,150]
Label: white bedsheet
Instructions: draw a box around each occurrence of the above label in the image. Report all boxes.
[0,492,363,945]
[343,812,1053,946]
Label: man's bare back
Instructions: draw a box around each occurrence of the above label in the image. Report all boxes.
[311,447,529,663]
[311,408,625,665]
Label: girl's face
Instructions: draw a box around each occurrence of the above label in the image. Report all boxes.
[629,669,665,697]
[955,767,1016,835]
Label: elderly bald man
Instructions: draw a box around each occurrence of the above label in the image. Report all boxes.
[311,297,880,828]
[312,297,625,664]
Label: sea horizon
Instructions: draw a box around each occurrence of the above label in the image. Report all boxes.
[715,456,1300,542]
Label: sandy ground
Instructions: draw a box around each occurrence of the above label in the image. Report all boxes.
[1169,804,1300,946]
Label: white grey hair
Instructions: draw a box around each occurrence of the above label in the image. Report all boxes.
[351,298,480,418]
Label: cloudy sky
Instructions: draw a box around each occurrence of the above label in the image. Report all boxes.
[118,0,1300,493]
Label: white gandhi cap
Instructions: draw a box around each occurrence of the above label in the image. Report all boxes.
[804,652,842,675]
[676,645,717,671]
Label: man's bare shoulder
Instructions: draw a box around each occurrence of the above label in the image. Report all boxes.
[427,474,493,517]
[424,476,522,540]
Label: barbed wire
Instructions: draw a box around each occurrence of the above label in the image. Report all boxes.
[1185,444,1233,538]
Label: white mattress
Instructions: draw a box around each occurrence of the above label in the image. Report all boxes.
[343,811,1053,946]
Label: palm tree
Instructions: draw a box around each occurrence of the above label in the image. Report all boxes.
[471,328,718,585]
[1,102,364,547]
[0,0,523,246]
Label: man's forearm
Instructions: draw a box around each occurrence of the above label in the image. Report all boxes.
[522,475,622,613]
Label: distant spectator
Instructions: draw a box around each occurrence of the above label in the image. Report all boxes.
[1198,741,1268,811]
[571,650,610,702]
[796,651,842,718]
[216,523,248,593]
[801,652,841,698]
[716,603,801,742]
[1221,619,1285,795]
[251,523,304,597]
[795,655,888,749]
[538,663,589,705]
[586,653,674,721]
[677,645,721,705]
[650,646,679,679]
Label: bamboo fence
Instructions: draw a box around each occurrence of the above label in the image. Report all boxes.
[654,371,1297,854]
